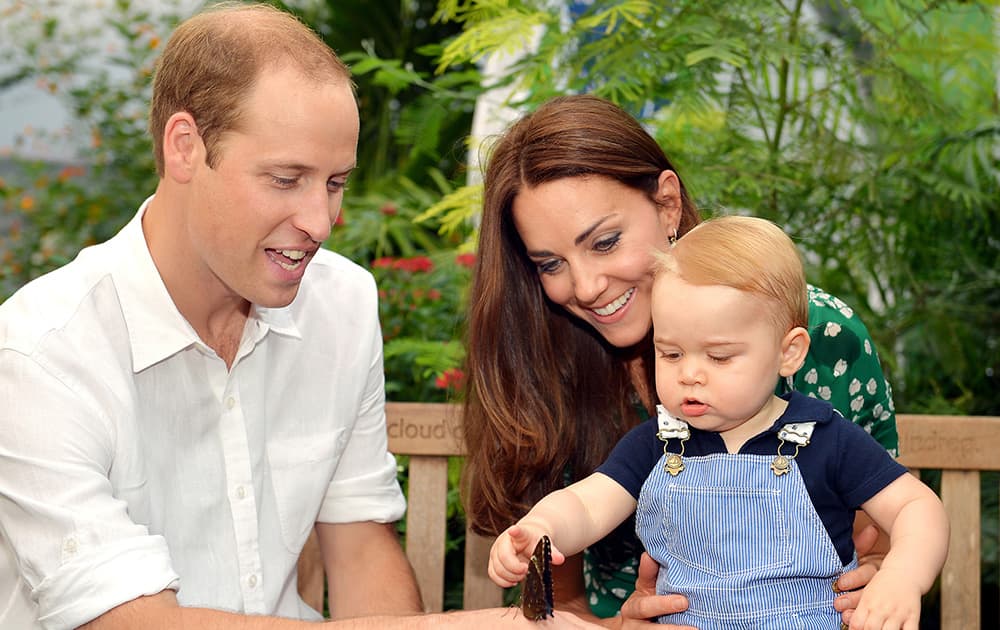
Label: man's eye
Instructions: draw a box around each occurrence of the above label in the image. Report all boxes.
[271,175,298,188]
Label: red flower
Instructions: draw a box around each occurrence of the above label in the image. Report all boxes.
[434,368,466,390]
[372,257,396,269]
[380,203,398,216]
[455,253,476,268]
[393,256,433,273]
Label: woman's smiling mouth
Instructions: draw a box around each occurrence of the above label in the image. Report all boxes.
[592,288,635,316]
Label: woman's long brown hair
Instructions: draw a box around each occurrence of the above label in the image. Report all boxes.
[462,95,701,535]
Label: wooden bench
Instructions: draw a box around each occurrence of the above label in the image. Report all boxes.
[297,404,1000,629]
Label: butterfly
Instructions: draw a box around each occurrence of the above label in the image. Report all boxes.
[521,535,554,621]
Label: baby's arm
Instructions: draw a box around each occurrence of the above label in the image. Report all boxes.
[487,472,636,588]
[850,473,949,630]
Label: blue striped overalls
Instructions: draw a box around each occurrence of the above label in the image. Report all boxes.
[635,411,856,628]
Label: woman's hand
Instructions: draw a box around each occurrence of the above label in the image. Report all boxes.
[619,553,697,630]
[834,518,888,623]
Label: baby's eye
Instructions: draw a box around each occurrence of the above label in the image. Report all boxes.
[709,355,732,363]
[659,351,682,362]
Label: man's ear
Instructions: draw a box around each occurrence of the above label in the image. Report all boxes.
[162,111,203,183]
[778,326,811,378]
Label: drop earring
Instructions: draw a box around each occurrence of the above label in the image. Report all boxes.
[668,228,678,247]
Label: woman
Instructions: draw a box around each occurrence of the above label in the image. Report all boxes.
[461,95,896,628]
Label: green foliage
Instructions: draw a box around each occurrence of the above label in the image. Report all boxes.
[369,250,475,401]
[433,0,1000,418]
[0,0,174,297]
[277,0,482,194]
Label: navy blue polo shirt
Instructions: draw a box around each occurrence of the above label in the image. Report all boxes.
[596,392,907,564]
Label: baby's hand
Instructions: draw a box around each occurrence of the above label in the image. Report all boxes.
[847,568,921,630]
[488,524,565,588]
[488,524,538,587]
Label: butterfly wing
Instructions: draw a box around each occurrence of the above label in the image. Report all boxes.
[521,535,554,620]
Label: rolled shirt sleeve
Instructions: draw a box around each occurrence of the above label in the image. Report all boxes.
[0,348,179,630]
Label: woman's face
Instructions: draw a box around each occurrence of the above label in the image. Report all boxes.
[511,172,681,349]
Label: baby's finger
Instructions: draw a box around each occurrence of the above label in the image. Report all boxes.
[548,541,566,566]
[487,557,525,588]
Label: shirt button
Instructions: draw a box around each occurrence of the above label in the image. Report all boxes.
[64,538,77,554]
[226,397,236,410]
[236,485,246,499]
[248,574,258,588]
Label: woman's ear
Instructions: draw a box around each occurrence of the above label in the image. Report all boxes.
[161,111,203,183]
[655,170,682,232]
[778,327,811,377]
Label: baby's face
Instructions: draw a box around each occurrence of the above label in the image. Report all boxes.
[651,274,787,435]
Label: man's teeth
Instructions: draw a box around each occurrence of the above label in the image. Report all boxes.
[593,288,634,316]
[273,249,307,271]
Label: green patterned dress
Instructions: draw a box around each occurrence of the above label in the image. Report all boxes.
[582,285,898,617]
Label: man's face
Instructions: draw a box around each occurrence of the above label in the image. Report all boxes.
[186,64,359,308]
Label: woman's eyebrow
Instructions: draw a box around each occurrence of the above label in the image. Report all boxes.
[574,215,615,246]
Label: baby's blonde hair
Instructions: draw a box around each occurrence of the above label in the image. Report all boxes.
[654,215,809,333]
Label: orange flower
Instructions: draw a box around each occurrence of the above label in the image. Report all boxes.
[19,195,34,211]
[58,165,85,182]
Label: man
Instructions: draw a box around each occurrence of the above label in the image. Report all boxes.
[0,4,603,629]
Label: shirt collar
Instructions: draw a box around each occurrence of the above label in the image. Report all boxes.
[112,198,201,372]
[770,391,838,430]
[112,197,303,372]
[253,305,301,339]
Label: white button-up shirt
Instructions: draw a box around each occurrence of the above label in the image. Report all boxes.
[0,200,406,629]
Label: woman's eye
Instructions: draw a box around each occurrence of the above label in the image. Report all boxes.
[536,259,562,275]
[594,233,621,253]
[328,178,348,193]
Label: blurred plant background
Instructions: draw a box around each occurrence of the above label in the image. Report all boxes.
[1,0,998,624]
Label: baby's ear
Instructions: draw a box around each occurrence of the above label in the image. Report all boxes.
[779,327,810,377]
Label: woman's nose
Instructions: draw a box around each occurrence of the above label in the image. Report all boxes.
[570,260,608,306]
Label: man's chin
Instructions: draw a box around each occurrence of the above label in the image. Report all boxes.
[254,286,301,309]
